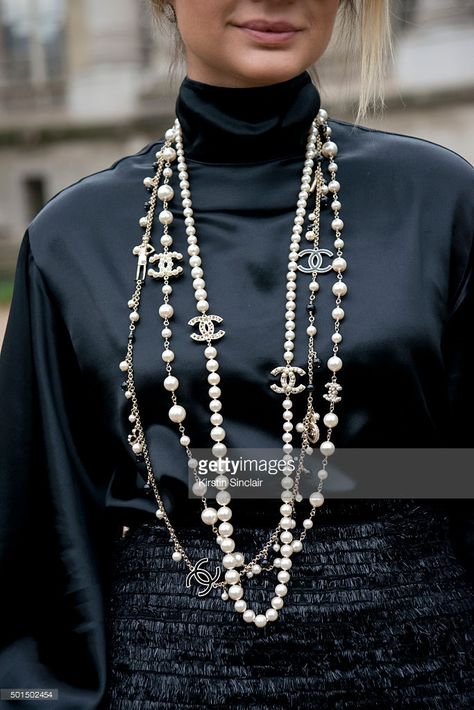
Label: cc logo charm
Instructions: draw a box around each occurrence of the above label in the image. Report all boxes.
[189,314,225,341]
[270,365,307,395]
[148,251,184,279]
[185,558,221,597]
[297,248,334,274]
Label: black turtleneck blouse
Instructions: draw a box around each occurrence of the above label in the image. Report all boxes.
[0,71,473,708]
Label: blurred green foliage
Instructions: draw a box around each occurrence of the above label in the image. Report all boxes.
[0,278,14,306]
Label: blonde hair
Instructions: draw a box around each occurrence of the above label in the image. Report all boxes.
[150,0,393,125]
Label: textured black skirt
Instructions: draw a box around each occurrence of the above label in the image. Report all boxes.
[104,500,474,709]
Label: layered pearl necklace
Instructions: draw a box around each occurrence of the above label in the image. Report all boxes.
[118,106,346,628]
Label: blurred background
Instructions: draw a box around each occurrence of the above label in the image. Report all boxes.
[0,0,473,344]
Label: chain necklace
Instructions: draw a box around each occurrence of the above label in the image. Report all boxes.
[118,106,346,628]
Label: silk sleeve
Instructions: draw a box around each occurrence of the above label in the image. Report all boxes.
[0,230,113,709]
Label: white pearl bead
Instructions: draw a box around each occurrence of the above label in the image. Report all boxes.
[159,210,173,225]
[235,599,247,613]
[324,413,338,427]
[332,257,347,272]
[162,146,177,161]
[162,285,172,296]
[132,442,142,454]
[164,375,179,391]
[209,386,221,399]
[197,300,209,313]
[143,176,154,188]
[139,216,148,228]
[327,355,342,372]
[266,608,279,622]
[159,304,173,319]
[180,435,190,446]
[206,359,219,372]
[205,346,217,359]
[332,199,342,211]
[322,141,338,158]
[318,469,328,480]
[310,491,325,507]
[119,360,129,372]
[280,558,292,570]
[161,327,172,338]
[201,507,218,525]
[158,185,174,202]
[334,238,344,249]
[129,311,139,323]
[275,584,288,597]
[218,522,233,538]
[280,531,293,544]
[280,515,293,529]
[172,551,182,562]
[210,400,222,412]
[320,441,335,456]
[332,282,347,297]
[307,325,317,336]
[243,610,255,623]
[280,545,293,558]
[254,614,267,628]
[223,554,237,569]
[168,404,186,422]
[192,481,207,497]
[217,506,232,521]
[332,307,345,320]
[292,539,303,553]
[278,570,290,584]
[213,442,227,458]
[332,332,342,344]
[225,569,240,584]
[271,596,284,610]
[303,518,313,529]
[216,490,231,506]
[228,584,243,600]
[233,552,245,567]
[208,373,221,386]
[220,537,235,553]
[331,217,344,231]
[161,349,174,362]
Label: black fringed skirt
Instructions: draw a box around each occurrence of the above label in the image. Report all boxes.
[104,500,474,709]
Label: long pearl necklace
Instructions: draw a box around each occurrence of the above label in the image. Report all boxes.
[118,106,346,628]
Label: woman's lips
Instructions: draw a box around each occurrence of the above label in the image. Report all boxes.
[236,26,301,45]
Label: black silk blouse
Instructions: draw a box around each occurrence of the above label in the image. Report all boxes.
[1,71,473,708]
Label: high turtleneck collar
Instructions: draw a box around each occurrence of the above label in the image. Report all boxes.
[175,70,321,164]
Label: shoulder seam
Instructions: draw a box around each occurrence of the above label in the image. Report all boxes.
[34,140,161,214]
[330,118,474,170]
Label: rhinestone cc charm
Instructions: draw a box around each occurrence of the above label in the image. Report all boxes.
[270,365,306,395]
[188,314,225,341]
[185,557,221,597]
